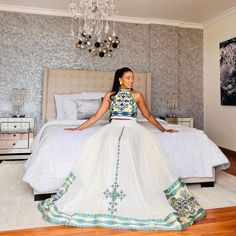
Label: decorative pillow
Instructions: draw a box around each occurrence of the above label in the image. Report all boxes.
[54,93,83,119]
[75,99,102,119]
[63,98,110,120]
[63,99,77,120]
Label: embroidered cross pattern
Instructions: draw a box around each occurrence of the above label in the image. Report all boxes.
[103,182,126,214]
[103,127,126,214]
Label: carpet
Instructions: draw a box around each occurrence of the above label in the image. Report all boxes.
[0,161,236,231]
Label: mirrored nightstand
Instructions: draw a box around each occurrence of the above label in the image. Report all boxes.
[0,117,35,160]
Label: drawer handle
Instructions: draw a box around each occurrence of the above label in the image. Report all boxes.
[13,143,16,146]
[14,125,17,128]
[13,134,16,137]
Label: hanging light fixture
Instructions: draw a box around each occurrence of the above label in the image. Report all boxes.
[69,0,120,58]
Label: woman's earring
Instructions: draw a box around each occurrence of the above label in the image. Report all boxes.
[119,81,122,85]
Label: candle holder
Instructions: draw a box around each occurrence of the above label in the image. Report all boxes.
[10,88,27,118]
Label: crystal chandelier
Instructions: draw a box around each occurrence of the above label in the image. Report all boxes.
[69,0,120,57]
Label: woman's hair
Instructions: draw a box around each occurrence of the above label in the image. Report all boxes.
[111,67,133,94]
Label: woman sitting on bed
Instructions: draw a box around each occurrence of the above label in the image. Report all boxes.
[38,67,206,230]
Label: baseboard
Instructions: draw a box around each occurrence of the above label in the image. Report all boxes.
[219,147,236,157]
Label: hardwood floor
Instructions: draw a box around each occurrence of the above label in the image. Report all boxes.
[0,149,235,236]
[221,147,236,176]
[1,207,236,236]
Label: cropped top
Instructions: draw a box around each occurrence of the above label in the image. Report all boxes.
[110,88,138,119]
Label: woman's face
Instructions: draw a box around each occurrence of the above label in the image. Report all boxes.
[119,71,134,89]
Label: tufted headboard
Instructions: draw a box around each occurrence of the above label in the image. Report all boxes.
[42,68,151,123]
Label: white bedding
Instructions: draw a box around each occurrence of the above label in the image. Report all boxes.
[23,119,229,193]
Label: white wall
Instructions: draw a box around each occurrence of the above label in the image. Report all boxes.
[204,12,236,151]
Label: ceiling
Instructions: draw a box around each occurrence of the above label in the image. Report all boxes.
[0,0,236,27]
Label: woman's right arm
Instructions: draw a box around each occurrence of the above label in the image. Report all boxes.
[135,92,178,133]
[65,92,112,131]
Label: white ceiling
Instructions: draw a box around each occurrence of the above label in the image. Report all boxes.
[0,0,236,27]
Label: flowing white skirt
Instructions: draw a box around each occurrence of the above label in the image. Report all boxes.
[38,120,205,230]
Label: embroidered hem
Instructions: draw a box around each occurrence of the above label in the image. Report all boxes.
[38,176,206,231]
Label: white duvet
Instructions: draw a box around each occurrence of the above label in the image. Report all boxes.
[23,119,229,193]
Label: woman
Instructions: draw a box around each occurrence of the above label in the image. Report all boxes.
[38,67,205,230]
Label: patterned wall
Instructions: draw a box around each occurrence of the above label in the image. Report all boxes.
[0,11,203,131]
[150,25,203,129]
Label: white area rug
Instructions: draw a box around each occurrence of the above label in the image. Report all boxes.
[0,161,236,231]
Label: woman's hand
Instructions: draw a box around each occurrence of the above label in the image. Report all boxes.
[164,129,178,133]
[64,127,81,131]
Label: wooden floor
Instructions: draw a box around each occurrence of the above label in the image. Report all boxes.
[0,206,236,236]
[0,149,235,236]
[222,148,236,176]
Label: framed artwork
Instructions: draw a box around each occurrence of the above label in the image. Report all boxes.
[220,37,236,105]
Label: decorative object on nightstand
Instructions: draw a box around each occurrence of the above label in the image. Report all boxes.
[0,117,34,160]
[165,117,194,128]
[9,88,27,118]
[165,92,178,117]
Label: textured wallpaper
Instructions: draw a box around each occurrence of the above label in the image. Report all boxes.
[150,25,203,129]
[0,11,203,131]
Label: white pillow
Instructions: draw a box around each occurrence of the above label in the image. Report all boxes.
[76,99,101,119]
[54,93,83,119]
[81,92,105,99]
[63,98,110,120]
[63,100,77,120]
[80,92,109,120]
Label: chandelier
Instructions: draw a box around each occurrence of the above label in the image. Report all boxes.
[69,0,120,58]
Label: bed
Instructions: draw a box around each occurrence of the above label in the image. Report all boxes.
[23,68,230,200]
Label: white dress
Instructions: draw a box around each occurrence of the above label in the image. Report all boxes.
[38,89,205,230]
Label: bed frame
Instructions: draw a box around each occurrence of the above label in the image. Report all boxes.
[35,68,214,200]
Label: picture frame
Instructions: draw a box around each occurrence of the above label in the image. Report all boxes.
[220,37,236,105]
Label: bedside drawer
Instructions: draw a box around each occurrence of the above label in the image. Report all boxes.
[0,122,30,132]
[0,133,29,140]
[165,117,178,124]
[165,117,193,128]
[0,140,29,149]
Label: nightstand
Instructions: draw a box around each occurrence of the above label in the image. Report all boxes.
[165,117,193,128]
[0,117,35,160]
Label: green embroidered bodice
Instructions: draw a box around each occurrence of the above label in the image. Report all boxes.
[110,88,138,119]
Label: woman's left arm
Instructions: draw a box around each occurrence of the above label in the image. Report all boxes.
[134,92,178,133]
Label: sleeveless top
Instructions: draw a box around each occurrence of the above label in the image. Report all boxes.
[110,88,138,119]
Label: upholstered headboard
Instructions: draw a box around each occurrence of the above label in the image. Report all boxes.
[42,68,151,123]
